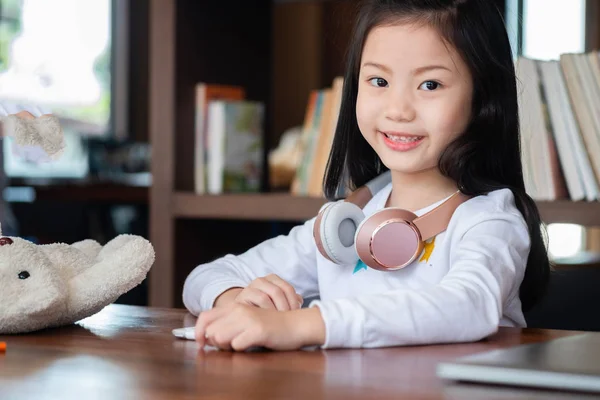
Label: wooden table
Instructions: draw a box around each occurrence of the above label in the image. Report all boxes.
[0,305,596,399]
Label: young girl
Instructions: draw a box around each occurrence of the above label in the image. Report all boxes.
[183,0,550,351]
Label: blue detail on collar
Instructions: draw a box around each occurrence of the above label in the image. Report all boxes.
[353,260,368,274]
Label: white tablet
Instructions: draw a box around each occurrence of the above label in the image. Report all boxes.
[172,326,196,340]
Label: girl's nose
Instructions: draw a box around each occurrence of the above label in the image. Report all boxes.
[385,91,416,122]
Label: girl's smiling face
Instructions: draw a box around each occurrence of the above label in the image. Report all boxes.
[356,23,474,177]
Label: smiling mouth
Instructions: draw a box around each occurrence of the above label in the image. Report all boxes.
[379,131,425,142]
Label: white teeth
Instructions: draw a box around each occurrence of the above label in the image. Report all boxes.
[384,133,422,143]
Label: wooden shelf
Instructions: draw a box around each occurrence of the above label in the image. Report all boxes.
[173,193,600,225]
[33,184,148,204]
[552,251,600,270]
[173,192,327,221]
[537,201,600,226]
[8,175,149,204]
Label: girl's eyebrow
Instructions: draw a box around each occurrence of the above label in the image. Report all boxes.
[362,62,391,74]
[362,62,452,75]
[413,65,452,75]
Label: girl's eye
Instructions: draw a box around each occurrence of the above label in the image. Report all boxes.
[368,77,388,88]
[419,81,440,91]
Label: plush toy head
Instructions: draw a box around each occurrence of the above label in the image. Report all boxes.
[0,228,155,334]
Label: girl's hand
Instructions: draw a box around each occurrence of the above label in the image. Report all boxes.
[216,274,303,311]
[194,304,325,351]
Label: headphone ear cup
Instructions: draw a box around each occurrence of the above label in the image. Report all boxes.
[318,201,365,265]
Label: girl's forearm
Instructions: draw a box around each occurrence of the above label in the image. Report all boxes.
[290,307,326,347]
[213,287,244,308]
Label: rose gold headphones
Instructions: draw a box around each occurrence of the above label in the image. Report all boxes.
[313,171,470,271]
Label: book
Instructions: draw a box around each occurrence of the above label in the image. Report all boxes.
[515,56,556,200]
[206,100,264,194]
[538,60,597,200]
[514,54,600,201]
[290,76,344,197]
[307,76,344,197]
[194,83,245,194]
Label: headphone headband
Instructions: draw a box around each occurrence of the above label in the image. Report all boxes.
[413,191,470,241]
[364,170,392,195]
[345,170,392,209]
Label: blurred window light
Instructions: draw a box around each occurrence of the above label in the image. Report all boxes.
[547,223,584,259]
[522,0,586,60]
[0,0,110,133]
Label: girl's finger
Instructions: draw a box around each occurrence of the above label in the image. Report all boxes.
[296,293,304,308]
[264,274,302,310]
[205,316,246,351]
[250,278,290,310]
[230,328,260,352]
[195,307,228,346]
[238,288,276,309]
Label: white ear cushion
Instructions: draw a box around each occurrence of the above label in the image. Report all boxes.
[320,202,365,265]
[317,201,333,215]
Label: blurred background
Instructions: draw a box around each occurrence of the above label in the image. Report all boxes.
[0,0,598,332]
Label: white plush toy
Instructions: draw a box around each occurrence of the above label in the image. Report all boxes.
[0,107,153,334]
[0,228,155,334]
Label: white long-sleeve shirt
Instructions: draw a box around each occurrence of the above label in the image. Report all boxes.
[183,184,530,349]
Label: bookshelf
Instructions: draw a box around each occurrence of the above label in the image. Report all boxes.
[147,0,600,308]
[147,0,354,308]
[172,192,326,222]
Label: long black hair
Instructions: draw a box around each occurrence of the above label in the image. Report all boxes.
[323,0,550,312]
